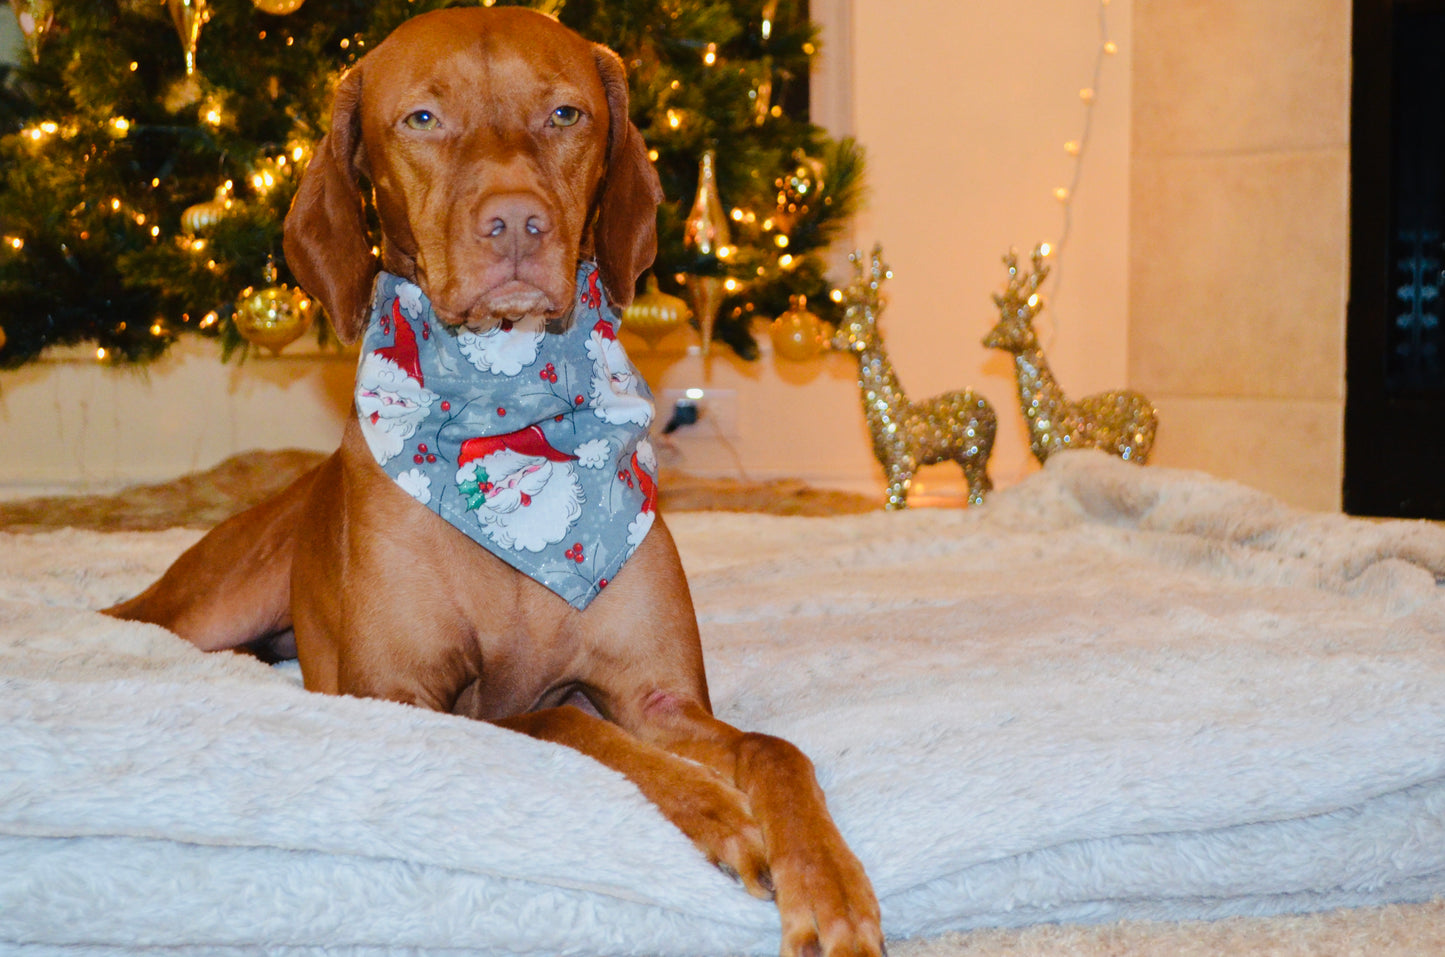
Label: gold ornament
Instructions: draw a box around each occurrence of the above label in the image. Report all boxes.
[180,186,234,234]
[754,0,777,124]
[752,60,773,126]
[770,295,826,361]
[0,322,7,354]
[983,245,1158,465]
[621,275,691,349]
[682,149,731,355]
[234,284,317,353]
[167,0,210,76]
[776,151,824,220]
[163,75,203,113]
[835,246,996,509]
[252,0,306,13]
[10,0,54,62]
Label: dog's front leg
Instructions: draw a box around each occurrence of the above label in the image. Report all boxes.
[496,706,772,898]
[624,693,884,957]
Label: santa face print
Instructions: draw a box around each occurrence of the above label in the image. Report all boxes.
[455,447,584,553]
[457,315,547,377]
[356,350,438,465]
[586,321,654,428]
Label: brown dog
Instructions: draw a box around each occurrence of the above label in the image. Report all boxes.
[107,8,881,956]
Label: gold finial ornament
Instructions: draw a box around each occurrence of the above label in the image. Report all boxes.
[835,246,997,509]
[682,150,730,355]
[167,0,210,76]
[10,0,55,62]
[984,245,1158,465]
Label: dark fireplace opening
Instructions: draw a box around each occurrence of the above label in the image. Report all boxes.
[1347,0,1445,518]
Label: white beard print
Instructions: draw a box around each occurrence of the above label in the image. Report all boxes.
[457,449,583,553]
[585,332,653,427]
[356,353,436,465]
[457,315,547,377]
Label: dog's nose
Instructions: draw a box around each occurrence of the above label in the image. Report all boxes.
[478,193,553,261]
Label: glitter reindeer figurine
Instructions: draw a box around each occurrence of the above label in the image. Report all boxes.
[835,246,997,509]
[984,246,1157,465]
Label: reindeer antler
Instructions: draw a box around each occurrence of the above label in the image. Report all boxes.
[844,244,892,309]
[991,245,1051,323]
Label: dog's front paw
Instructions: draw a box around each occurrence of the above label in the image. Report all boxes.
[771,835,883,957]
[662,772,772,900]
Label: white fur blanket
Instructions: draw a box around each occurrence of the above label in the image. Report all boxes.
[3,451,1445,955]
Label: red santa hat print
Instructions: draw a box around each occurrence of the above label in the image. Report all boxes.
[633,450,657,515]
[458,425,578,468]
[377,299,423,385]
[592,317,618,341]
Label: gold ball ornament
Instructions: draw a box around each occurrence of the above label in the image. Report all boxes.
[769,295,826,361]
[252,0,306,13]
[683,150,732,355]
[181,187,234,234]
[776,151,825,219]
[0,322,7,354]
[163,75,203,113]
[621,275,691,349]
[234,284,317,353]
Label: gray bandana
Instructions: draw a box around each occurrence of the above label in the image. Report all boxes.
[355,263,658,609]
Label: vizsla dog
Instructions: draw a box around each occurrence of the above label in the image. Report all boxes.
[107,8,881,956]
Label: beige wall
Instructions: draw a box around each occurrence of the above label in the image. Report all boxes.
[4,1,1355,514]
[1128,1,1352,512]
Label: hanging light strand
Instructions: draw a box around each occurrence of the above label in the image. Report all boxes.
[1047,0,1116,314]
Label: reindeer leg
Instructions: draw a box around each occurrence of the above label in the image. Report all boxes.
[884,454,916,511]
[958,455,989,507]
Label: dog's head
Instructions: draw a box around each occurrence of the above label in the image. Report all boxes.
[283,7,662,342]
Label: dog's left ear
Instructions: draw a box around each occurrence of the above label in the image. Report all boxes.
[591,45,663,308]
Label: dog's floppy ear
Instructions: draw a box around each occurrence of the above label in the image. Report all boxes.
[591,45,663,308]
[283,64,376,345]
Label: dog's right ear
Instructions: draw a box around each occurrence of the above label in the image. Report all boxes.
[283,65,376,345]
[591,45,663,309]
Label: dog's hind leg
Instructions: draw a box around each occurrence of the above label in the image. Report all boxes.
[104,455,330,651]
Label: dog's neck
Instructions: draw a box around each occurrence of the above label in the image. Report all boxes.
[352,262,660,610]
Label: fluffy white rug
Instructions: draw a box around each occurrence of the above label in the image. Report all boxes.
[2,450,1444,956]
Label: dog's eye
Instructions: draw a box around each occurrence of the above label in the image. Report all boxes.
[403,110,440,131]
[549,106,582,128]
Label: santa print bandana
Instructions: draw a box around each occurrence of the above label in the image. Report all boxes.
[356,262,658,610]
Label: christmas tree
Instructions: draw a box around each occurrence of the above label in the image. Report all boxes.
[0,0,862,367]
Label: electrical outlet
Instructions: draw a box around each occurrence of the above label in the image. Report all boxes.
[658,387,740,439]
